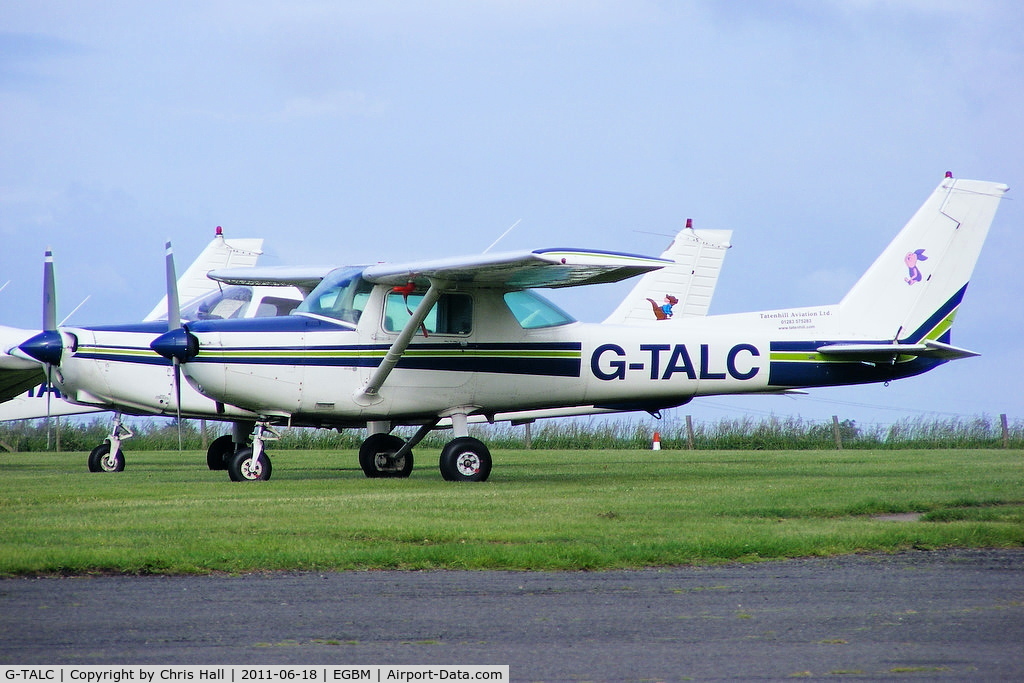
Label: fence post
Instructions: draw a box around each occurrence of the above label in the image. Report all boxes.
[1001,414,1009,449]
[685,415,695,450]
[832,415,843,450]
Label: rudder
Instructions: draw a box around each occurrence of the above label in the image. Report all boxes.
[837,175,1008,343]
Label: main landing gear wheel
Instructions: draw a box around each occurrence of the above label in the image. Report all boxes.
[359,433,414,478]
[439,437,491,482]
[228,448,272,481]
[88,442,125,472]
[206,434,235,471]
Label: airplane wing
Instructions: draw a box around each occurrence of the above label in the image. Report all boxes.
[0,367,43,404]
[144,233,265,321]
[207,265,336,295]
[351,247,669,404]
[604,226,733,324]
[362,248,670,289]
[0,391,104,420]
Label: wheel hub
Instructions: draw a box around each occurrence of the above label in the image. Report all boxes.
[456,453,480,476]
[241,457,263,480]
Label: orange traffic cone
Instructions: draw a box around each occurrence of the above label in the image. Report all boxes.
[652,431,661,450]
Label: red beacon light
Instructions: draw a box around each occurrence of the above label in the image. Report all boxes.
[685,218,693,229]
[215,225,223,236]
[393,281,417,296]
[945,171,953,178]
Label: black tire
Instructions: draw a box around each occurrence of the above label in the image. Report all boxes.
[87,441,125,472]
[206,434,235,471]
[439,437,491,482]
[358,433,413,478]
[227,447,272,482]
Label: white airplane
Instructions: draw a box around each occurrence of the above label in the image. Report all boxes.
[16,223,731,476]
[2,228,312,470]
[141,174,1009,483]
[135,174,1007,483]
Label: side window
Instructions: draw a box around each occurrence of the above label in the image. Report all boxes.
[384,291,473,335]
[183,285,252,321]
[255,297,301,318]
[503,290,575,329]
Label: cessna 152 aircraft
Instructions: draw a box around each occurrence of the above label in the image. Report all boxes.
[3,229,312,470]
[16,223,732,475]
[133,174,1007,483]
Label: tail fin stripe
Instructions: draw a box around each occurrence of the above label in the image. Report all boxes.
[898,283,968,344]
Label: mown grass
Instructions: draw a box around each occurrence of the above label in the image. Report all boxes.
[0,447,1021,575]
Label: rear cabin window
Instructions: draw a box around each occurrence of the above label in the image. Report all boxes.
[181,285,252,321]
[384,291,473,335]
[255,296,301,317]
[503,290,575,329]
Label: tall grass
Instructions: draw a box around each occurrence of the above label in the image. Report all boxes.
[1,413,1021,453]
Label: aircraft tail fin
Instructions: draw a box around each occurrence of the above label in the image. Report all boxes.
[603,223,732,324]
[837,175,1008,344]
[143,230,264,321]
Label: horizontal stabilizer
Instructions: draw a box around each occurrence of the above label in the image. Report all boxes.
[816,339,979,361]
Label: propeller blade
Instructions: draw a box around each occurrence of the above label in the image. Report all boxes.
[45,364,53,450]
[174,359,183,451]
[41,248,58,450]
[164,241,184,450]
[165,241,180,332]
[43,248,56,332]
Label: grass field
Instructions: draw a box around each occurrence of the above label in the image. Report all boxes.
[1,447,1022,575]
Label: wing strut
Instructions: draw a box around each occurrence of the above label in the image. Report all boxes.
[353,278,447,405]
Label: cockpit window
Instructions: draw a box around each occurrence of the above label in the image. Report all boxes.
[180,285,252,321]
[295,267,373,325]
[503,290,575,329]
[384,290,473,335]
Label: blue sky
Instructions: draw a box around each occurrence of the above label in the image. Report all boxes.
[2,1,1021,428]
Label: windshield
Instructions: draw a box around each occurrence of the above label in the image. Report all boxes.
[295,266,373,325]
[503,290,576,329]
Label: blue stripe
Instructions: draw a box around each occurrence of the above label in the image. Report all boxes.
[769,338,947,387]
[186,315,352,334]
[533,247,671,262]
[75,351,171,366]
[80,322,171,334]
[768,356,945,387]
[191,342,583,378]
[899,284,968,343]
